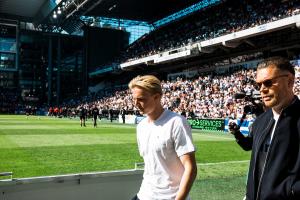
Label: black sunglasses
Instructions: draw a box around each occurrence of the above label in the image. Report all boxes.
[256,74,289,88]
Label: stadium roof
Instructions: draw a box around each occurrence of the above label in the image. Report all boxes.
[0,0,50,22]
[0,0,221,34]
[0,0,208,24]
[85,0,205,23]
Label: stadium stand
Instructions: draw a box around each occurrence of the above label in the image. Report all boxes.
[118,0,300,63]
[61,60,300,121]
[0,0,300,116]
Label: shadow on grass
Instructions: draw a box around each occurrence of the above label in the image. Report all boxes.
[190,176,246,200]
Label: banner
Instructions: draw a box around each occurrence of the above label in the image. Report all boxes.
[187,118,225,131]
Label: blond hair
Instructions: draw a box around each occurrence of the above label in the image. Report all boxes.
[128,75,162,95]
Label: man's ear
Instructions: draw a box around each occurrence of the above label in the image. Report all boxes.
[153,93,161,100]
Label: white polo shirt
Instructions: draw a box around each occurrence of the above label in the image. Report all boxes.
[137,109,196,200]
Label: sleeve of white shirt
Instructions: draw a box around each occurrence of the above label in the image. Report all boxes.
[173,116,196,157]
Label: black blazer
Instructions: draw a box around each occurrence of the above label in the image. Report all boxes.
[245,97,300,200]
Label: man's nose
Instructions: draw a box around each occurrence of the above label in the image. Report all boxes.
[259,85,268,92]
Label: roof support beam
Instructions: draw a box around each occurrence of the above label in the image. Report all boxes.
[198,45,216,53]
[222,40,241,48]
[244,39,256,47]
[33,0,56,26]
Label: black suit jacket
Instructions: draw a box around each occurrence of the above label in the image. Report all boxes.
[244,97,300,200]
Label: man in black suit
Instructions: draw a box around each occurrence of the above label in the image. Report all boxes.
[230,57,300,200]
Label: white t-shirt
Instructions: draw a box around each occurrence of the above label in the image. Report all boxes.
[137,109,196,200]
[270,110,280,141]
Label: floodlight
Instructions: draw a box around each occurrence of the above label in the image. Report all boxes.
[53,11,57,19]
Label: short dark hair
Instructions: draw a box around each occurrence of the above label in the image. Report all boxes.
[257,56,295,75]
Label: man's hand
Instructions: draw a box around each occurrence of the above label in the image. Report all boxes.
[229,121,240,135]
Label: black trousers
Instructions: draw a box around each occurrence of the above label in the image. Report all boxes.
[131,194,140,200]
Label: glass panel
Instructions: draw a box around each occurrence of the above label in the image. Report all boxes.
[0,37,16,52]
[0,52,16,69]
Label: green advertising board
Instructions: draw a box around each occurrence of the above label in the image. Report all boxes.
[187,118,225,131]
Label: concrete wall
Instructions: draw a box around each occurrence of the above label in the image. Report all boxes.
[0,170,143,200]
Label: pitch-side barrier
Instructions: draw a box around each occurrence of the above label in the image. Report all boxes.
[0,169,143,200]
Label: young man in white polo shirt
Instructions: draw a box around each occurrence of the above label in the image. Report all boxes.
[129,75,197,200]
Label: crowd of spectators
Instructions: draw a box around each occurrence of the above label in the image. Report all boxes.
[84,0,300,121]
[63,64,300,121]
[2,63,299,121]
[119,0,300,62]
[92,0,300,85]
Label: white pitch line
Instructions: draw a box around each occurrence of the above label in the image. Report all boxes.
[196,135,234,140]
[198,160,249,166]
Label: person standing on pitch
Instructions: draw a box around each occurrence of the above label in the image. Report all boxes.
[121,107,126,124]
[78,105,86,127]
[231,57,300,200]
[129,75,197,200]
[92,105,99,128]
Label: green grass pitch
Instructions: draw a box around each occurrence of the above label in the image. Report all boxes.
[0,115,251,199]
